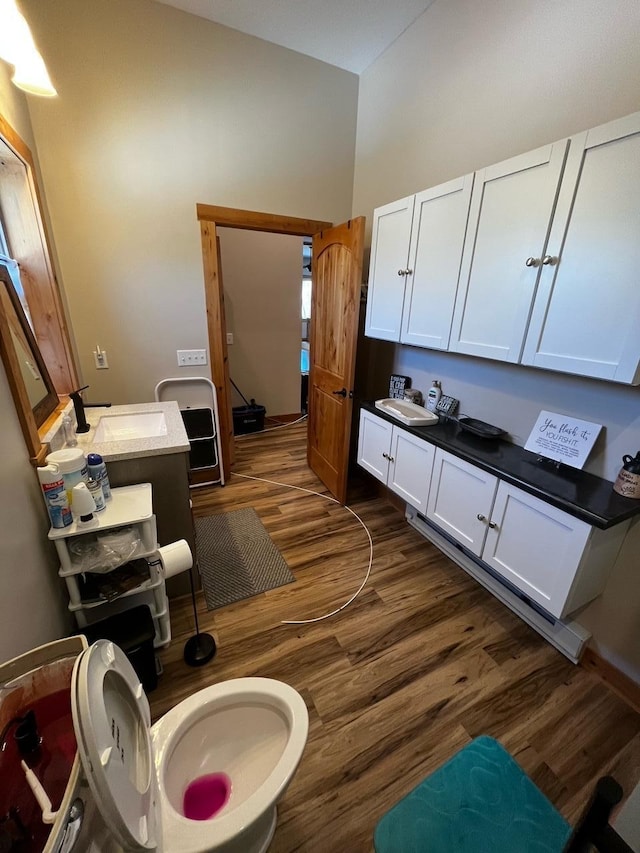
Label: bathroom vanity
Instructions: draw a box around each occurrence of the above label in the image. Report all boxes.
[357,402,640,661]
[43,401,194,597]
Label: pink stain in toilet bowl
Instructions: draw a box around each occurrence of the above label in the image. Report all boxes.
[183,772,232,820]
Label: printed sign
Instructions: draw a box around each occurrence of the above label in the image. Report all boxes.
[525,410,602,469]
[389,374,411,399]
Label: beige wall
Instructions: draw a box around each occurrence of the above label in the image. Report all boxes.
[219,229,302,417]
[353,0,640,682]
[0,64,70,662]
[22,0,357,407]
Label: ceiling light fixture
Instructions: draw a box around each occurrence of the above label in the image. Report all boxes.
[0,0,57,97]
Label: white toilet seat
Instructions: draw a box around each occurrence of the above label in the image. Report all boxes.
[71,641,308,853]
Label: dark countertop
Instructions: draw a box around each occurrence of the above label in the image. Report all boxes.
[361,401,640,530]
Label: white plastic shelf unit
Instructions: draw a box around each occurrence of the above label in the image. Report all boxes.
[49,483,171,648]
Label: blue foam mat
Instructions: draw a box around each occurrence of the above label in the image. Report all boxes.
[374,736,572,853]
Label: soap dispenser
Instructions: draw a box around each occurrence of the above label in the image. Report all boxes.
[426,380,442,412]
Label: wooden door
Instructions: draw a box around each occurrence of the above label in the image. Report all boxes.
[309,217,365,503]
[450,141,568,363]
[401,175,474,350]
[522,111,640,383]
[364,196,414,341]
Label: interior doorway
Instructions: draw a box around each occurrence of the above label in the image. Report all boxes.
[217,228,310,430]
[196,205,332,479]
[197,205,364,503]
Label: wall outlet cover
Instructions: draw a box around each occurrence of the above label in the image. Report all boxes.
[177,349,207,366]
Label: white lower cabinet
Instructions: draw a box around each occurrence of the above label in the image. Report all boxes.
[357,410,434,513]
[426,450,497,557]
[426,447,628,618]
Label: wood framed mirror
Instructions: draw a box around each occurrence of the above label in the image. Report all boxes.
[0,261,59,453]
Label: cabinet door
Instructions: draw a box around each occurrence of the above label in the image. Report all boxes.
[523,112,640,384]
[356,409,392,483]
[388,427,435,513]
[450,141,569,363]
[401,175,474,350]
[483,481,591,618]
[427,449,497,556]
[365,196,414,342]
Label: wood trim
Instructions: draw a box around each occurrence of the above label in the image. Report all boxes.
[197,203,333,476]
[581,647,640,713]
[200,221,234,477]
[0,113,34,168]
[0,277,41,459]
[0,112,79,396]
[197,203,332,236]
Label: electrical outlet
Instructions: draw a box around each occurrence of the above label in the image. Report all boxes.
[226,332,234,345]
[177,349,207,366]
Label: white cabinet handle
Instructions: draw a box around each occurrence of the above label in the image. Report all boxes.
[477,513,486,522]
[542,255,558,266]
[525,257,540,267]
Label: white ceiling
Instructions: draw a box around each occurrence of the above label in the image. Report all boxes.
[152,0,437,74]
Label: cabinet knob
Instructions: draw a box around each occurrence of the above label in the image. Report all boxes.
[397,269,406,277]
[488,521,498,529]
[405,268,413,276]
[542,255,558,266]
[382,452,389,460]
[388,456,394,463]
[525,257,540,267]
[476,513,486,522]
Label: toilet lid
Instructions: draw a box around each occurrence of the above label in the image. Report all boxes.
[72,640,157,850]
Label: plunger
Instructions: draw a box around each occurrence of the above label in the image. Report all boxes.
[184,560,216,666]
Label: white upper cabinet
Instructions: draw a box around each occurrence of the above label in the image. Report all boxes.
[450,141,569,363]
[522,112,640,384]
[365,196,415,341]
[400,175,474,350]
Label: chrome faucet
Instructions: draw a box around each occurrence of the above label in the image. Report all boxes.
[69,385,111,433]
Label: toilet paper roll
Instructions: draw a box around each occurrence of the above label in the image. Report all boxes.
[157,539,193,579]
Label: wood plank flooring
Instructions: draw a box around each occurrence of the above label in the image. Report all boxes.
[151,423,640,852]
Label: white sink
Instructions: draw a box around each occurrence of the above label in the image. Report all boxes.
[94,412,168,442]
[375,398,440,426]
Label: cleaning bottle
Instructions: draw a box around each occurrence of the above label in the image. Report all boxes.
[37,465,73,529]
[426,380,442,413]
[87,452,111,501]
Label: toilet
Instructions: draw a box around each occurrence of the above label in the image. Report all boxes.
[72,639,309,852]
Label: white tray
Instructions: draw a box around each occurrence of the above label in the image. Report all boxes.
[374,399,440,426]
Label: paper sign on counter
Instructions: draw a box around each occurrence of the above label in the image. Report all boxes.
[525,410,602,470]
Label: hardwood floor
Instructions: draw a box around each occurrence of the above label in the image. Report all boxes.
[151,422,640,852]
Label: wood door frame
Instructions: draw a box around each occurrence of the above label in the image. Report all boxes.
[196,204,332,477]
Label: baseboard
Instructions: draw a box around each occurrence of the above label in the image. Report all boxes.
[265,412,304,424]
[580,648,640,713]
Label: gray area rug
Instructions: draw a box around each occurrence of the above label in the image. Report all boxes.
[195,508,295,610]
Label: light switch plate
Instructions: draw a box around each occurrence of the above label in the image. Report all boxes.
[93,349,109,369]
[226,332,234,345]
[177,349,207,366]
